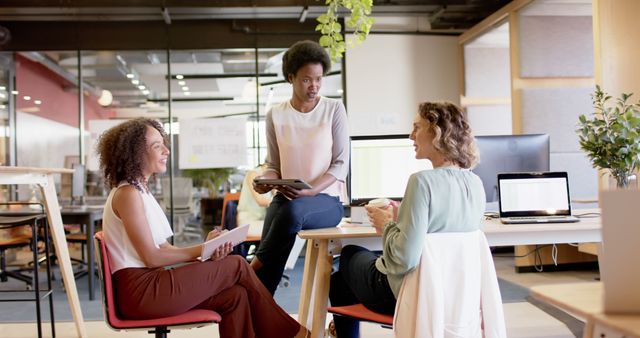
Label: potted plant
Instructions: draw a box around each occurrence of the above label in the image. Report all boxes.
[182,168,235,198]
[577,85,640,188]
[316,0,374,62]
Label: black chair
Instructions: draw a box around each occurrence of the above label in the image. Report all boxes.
[0,214,55,338]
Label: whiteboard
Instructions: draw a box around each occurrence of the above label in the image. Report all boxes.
[179,117,247,169]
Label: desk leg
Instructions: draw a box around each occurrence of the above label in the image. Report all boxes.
[298,239,318,328]
[310,239,332,338]
[87,218,95,301]
[582,318,594,338]
[40,176,87,338]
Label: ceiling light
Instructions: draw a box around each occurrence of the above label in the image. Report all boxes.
[0,86,5,90]
[34,100,42,105]
[126,73,134,79]
[98,89,113,106]
[299,6,309,23]
[131,79,140,85]
[184,92,191,96]
[138,85,146,90]
[23,95,31,101]
[11,90,18,95]
[178,81,186,86]
[142,90,150,95]
[0,105,5,109]
[337,89,344,94]
[175,75,184,80]
[182,86,189,91]
[0,93,5,99]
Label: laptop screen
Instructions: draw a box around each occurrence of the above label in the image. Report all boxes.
[498,172,572,217]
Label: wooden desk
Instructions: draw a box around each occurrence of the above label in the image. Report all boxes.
[530,283,640,338]
[298,214,603,338]
[0,167,86,338]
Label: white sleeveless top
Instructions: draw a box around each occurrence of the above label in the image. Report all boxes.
[102,183,174,273]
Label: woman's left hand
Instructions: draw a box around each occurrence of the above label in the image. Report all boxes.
[210,242,233,261]
[277,185,316,199]
[365,205,393,235]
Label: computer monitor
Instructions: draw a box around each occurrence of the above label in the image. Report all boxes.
[71,163,86,205]
[473,134,550,202]
[349,135,433,205]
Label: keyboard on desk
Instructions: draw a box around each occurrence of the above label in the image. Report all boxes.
[500,215,579,224]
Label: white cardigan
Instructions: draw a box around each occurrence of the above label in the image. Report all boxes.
[393,230,507,338]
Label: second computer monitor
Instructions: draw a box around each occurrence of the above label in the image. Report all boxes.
[473,134,550,202]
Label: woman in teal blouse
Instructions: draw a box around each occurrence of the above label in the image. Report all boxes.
[328,101,486,338]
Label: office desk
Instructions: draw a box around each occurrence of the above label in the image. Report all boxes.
[298,214,602,338]
[0,167,86,338]
[530,283,640,338]
[0,205,103,301]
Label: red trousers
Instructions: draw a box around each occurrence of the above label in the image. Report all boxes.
[113,255,300,338]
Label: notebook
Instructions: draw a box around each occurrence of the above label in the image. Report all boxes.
[497,172,579,224]
[599,190,640,314]
[199,224,250,262]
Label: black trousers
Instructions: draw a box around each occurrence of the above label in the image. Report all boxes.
[329,245,397,338]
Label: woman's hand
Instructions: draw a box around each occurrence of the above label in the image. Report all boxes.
[365,204,394,235]
[277,185,316,199]
[210,242,233,261]
[253,173,279,194]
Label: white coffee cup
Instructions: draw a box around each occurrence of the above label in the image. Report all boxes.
[367,198,391,209]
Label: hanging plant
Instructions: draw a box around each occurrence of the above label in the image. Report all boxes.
[316,0,374,62]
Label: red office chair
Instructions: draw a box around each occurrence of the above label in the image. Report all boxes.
[328,303,393,328]
[94,232,221,338]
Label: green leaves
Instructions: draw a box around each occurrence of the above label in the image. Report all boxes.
[316,0,374,62]
[577,85,640,187]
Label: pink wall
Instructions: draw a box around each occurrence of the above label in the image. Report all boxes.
[15,54,115,129]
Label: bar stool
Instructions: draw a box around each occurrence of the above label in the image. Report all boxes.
[0,214,55,338]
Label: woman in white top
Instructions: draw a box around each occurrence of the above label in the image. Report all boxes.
[97,118,308,338]
[251,40,350,294]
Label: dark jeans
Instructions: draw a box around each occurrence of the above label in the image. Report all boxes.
[255,192,343,294]
[329,245,397,338]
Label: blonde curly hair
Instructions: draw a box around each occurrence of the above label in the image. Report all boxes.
[417,101,479,169]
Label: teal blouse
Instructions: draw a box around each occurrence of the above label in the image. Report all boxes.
[375,166,486,297]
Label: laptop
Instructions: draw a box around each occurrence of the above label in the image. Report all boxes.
[497,172,579,224]
[600,190,640,314]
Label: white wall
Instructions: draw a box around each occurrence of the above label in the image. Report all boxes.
[345,34,460,136]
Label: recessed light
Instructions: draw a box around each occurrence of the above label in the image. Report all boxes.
[131,79,140,85]
[184,92,191,96]
[34,100,42,105]
[0,93,5,99]
[0,105,5,109]
[11,90,18,95]
[0,86,5,91]
[138,85,146,90]
[23,96,31,101]
[142,90,150,95]
[178,81,186,86]
[176,75,184,79]
[182,86,189,91]
[126,73,134,79]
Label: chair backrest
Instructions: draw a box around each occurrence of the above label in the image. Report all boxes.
[393,230,506,338]
[220,192,240,228]
[161,177,193,209]
[94,231,121,329]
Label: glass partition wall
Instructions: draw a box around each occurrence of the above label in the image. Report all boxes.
[1,47,344,242]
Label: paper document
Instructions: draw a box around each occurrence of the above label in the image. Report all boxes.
[199,224,250,262]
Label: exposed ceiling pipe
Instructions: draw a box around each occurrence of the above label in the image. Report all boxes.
[19,51,102,98]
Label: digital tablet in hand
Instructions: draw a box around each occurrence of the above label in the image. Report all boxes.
[199,224,250,262]
[253,178,312,190]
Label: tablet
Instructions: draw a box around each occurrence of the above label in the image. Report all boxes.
[199,224,250,262]
[253,178,312,190]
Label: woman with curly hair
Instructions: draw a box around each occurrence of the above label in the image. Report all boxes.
[251,40,349,294]
[98,118,308,338]
[328,101,486,338]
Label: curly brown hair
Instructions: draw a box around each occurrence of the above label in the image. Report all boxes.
[282,40,331,82]
[96,118,167,191]
[418,101,479,169]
